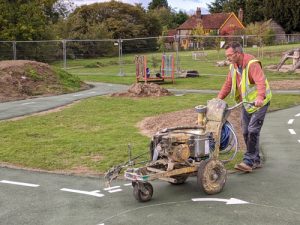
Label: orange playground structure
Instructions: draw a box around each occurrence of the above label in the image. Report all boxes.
[135,54,175,83]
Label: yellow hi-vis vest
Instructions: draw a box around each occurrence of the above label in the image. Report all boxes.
[230,59,272,114]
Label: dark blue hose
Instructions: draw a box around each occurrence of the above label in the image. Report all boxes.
[209,122,232,151]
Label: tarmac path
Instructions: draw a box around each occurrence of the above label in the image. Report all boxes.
[0,82,300,225]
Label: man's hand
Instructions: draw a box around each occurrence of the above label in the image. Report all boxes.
[255,98,264,107]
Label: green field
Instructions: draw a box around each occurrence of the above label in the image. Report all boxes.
[1,93,300,173]
[53,43,300,90]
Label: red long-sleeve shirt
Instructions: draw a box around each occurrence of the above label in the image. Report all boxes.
[218,53,266,102]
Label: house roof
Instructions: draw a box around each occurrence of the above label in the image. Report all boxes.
[177,12,237,30]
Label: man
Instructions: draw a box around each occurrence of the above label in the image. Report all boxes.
[218,41,272,172]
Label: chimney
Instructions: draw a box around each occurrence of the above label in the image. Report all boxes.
[196,7,201,18]
[238,8,243,22]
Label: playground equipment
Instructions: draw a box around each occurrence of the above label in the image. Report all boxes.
[135,54,175,83]
[276,48,300,72]
[105,98,243,202]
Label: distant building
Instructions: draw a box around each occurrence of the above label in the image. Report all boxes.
[169,7,245,49]
[262,19,287,43]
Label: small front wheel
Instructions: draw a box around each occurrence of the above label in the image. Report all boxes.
[133,182,153,202]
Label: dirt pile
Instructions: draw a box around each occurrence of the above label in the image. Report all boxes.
[111,83,172,97]
[138,106,246,151]
[269,80,300,90]
[0,60,88,102]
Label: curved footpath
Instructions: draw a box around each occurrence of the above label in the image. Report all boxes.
[0,82,299,120]
[0,82,300,225]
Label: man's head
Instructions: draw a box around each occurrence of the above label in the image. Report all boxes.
[225,41,243,64]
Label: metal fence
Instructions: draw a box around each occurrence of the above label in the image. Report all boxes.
[0,34,299,76]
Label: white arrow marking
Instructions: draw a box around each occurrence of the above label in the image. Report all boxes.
[108,189,122,193]
[0,180,39,187]
[60,188,104,197]
[21,102,35,106]
[288,119,294,125]
[192,198,249,205]
[289,129,296,135]
[104,186,120,191]
[295,113,300,117]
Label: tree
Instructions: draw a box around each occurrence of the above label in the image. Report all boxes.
[243,0,264,24]
[263,0,300,33]
[0,0,73,41]
[207,0,300,32]
[191,22,206,49]
[148,0,169,10]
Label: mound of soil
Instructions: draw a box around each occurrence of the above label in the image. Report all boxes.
[111,83,172,97]
[0,60,88,102]
[137,106,246,150]
[269,80,300,90]
[266,64,300,74]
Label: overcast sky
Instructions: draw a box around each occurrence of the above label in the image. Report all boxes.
[73,0,214,14]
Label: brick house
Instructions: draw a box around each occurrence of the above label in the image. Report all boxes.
[175,7,245,49]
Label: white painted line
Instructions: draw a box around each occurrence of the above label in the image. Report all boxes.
[289,129,296,135]
[21,102,35,106]
[0,180,39,187]
[98,223,105,225]
[91,190,101,193]
[192,197,249,205]
[298,140,300,143]
[104,186,120,191]
[123,183,132,186]
[288,119,294,125]
[60,188,104,197]
[295,113,300,117]
[108,189,122,193]
[73,94,84,97]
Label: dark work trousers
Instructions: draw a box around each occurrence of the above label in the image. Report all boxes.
[242,102,270,167]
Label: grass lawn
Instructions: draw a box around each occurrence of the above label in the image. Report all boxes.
[1,93,299,173]
[52,43,300,90]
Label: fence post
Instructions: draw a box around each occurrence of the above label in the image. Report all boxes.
[118,38,125,76]
[62,40,67,69]
[12,41,17,60]
[175,34,180,74]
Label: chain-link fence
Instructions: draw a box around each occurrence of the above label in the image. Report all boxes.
[0,34,299,76]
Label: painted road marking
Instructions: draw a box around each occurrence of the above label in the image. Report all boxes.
[192,198,249,205]
[123,183,132,186]
[104,186,120,191]
[288,119,294,125]
[108,189,122,193]
[288,129,296,135]
[21,102,35,106]
[73,94,84,97]
[60,188,104,197]
[0,180,39,187]
[298,140,300,143]
[295,113,300,117]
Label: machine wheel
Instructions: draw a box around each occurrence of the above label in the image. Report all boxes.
[133,182,153,202]
[197,159,227,195]
[169,174,189,185]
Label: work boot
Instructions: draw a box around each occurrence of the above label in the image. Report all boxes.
[234,162,253,172]
[253,162,263,169]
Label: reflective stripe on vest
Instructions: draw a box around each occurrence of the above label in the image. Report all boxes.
[230,59,272,113]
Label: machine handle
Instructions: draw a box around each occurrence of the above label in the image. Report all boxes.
[227,101,255,111]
